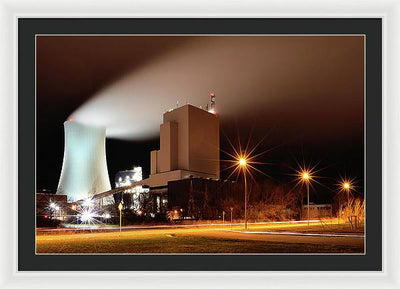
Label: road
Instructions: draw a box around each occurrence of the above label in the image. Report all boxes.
[36,221,364,254]
[36,220,321,233]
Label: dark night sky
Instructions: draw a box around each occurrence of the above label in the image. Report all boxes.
[36,36,364,202]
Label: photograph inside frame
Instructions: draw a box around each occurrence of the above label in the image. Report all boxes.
[35,35,365,254]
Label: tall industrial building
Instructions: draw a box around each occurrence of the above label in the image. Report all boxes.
[145,103,220,189]
[56,120,111,202]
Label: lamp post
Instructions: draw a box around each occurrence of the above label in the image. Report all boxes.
[239,157,248,230]
[302,172,311,226]
[118,202,123,235]
[343,182,351,205]
[342,181,352,223]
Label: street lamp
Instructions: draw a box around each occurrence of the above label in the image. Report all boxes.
[238,157,248,230]
[336,179,354,224]
[301,170,311,226]
[118,202,123,235]
[343,182,351,205]
[223,139,269,230]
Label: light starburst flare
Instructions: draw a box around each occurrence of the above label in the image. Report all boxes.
[220,135,271,182]
[336,176,358,204]
[290,160,326,191]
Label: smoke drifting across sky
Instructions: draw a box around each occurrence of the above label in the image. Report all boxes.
[69,36,364,142]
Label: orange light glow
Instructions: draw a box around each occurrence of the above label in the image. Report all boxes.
[239,158,247,166]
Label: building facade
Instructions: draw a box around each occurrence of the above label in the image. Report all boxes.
[146,104,220,189]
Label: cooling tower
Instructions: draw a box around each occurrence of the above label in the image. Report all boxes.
[56,120,111,202]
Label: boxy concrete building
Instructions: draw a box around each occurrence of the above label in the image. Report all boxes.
[145,104,220,188]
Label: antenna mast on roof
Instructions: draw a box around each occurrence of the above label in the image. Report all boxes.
[209,91,216,113]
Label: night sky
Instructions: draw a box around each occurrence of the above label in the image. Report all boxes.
[36,36,364,202]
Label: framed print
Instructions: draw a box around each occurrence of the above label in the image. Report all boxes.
[18,17,380,270]
[1,0,399,287]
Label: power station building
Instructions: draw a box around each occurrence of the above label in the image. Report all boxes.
[53,94,235,220]
[145,103,220,188]
[128,103,220,214]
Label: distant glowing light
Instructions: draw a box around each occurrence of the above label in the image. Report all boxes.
[75,205,102,226]
[103,213,111,219]
[296,168,315,184]
[80,209,94,223]
[292,162,321,188]
[83,198,93,207]
[343,182,350,190]
[49,202,60,211]
[239,158,247,167]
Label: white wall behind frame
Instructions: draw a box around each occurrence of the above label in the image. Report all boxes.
[0,0,399,288]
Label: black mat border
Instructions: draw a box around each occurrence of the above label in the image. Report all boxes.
[18,18,382,271]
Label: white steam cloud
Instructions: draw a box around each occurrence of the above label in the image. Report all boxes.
[71,36,363,141]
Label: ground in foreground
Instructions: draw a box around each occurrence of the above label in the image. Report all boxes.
[36,223,364,254]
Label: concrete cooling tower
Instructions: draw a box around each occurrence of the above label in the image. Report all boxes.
[56,120,111,202]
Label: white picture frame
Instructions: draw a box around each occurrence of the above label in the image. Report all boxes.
[0,0,398,288]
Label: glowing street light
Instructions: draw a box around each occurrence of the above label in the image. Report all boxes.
[336,178,355,223]
[237,156,249,230]
[222,134,270,230]
[294,167,316,226]
[341,180,353,206]
[118,202,123,235]
[301,170,312,226]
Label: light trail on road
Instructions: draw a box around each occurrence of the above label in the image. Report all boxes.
[36,220,322,233]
